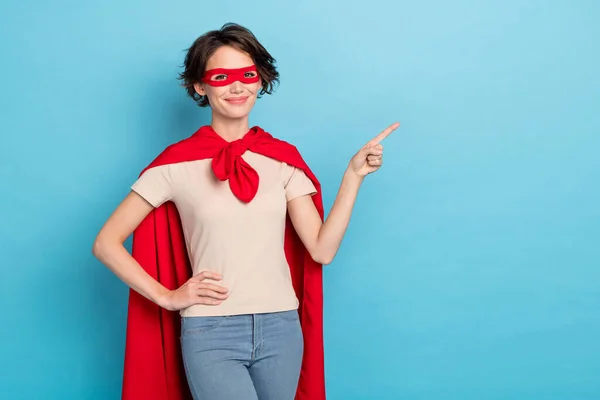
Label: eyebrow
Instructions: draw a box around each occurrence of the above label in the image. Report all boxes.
[203,65,257,74]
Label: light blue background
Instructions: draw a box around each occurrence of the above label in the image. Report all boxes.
[1,1,599,399]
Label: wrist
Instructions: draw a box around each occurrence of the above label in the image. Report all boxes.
[344,166,365,184]
[154,287,173,310]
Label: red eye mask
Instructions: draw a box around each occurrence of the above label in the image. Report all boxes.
[201,65,260,87]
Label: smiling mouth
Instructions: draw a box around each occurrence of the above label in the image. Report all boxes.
[225,96,249,105]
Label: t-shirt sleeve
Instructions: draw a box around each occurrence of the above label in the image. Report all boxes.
[130,164,173,208]
[283,162,317,202]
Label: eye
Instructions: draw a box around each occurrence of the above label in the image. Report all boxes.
[212,74,227,81]
[244,72,257,78]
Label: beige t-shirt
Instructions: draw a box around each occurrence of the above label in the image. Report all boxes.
[131,151,317,317]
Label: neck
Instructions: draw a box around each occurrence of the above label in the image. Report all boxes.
[210,114,250,142]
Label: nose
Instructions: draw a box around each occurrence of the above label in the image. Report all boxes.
[229,80,244,94]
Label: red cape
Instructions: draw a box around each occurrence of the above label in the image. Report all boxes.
[122,126,326,399]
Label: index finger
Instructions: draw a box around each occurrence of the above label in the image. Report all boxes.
[194,271,223,281]
[366,122,400,146]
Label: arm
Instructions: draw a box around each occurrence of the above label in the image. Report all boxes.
[288,168,363,265]
[288,122,399,265]
[92,191,228,310]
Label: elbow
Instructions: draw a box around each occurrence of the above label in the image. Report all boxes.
[311,251,334,266]
[92,233,113,260]
[309,242,337,265]
[92,235,104,259]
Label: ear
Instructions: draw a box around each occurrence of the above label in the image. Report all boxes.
[193,82,206,96]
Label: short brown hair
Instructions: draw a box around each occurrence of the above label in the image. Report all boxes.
[178,23,280,107]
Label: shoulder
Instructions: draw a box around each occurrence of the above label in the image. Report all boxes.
[138,135,199,177]
[269,135,301,154]
[257,127,300,152]
[138,162,174,179]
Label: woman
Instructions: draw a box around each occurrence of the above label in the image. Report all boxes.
[93,22,398,400]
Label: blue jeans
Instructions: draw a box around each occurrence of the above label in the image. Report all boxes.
[180,310,304,400]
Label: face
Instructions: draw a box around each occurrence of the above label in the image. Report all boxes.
[194,46,261,120]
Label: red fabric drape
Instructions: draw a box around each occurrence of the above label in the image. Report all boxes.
[121,126,326,400]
